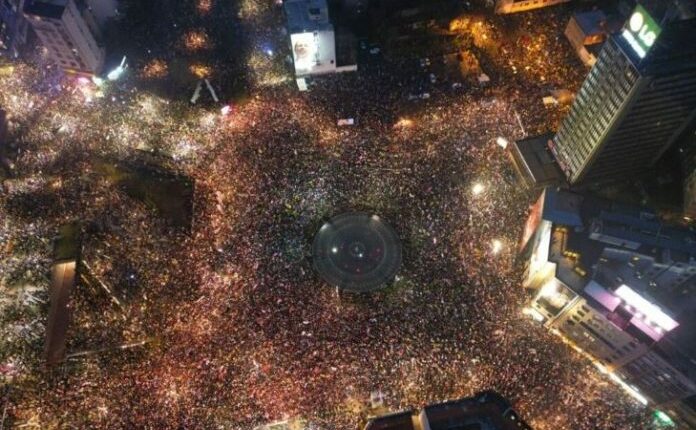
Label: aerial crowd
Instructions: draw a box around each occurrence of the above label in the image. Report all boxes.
[0,1,655,429]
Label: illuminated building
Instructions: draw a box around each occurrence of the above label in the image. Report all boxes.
[0,0,31,57]
[494,0,570,15]
[363,391,531,430]
[23,0,107,75]
[549,1,696,186]
[520,187,696,427]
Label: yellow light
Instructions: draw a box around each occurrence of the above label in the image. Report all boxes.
[394,118,414,128]
[538,281,557,298]
[491,239,503,254]
[472,183,485,196]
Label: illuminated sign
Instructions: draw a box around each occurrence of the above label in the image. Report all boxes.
[290,32,318,73]
[520,192,545,251]
[289,30,336,77]
[615,285,678,332]
[622,5,661,59]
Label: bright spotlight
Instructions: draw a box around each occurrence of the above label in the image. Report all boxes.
[491,239,503,254]
[472,183,485,196]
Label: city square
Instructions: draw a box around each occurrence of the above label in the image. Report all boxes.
[1,0,694,429]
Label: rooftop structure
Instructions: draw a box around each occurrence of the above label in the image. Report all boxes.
[509,133,566,189]
[364,391,532,430]
[564,10,608,67]
[312,212,402,292]
[520,187,696,427]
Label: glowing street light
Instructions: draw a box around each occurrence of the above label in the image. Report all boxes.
[654,410,675,426]
[496,136,509,149]
[107,56,127,81]
[491,239,503,254]
[472,183,485,196]
[394,118,414,128]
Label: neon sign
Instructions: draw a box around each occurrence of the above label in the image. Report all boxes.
[622,5,661,59]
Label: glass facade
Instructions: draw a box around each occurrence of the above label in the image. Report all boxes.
[552,31,696,185]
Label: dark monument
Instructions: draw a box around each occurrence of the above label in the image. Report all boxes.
[312,212,402,292]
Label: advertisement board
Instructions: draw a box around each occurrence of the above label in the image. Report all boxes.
[290,30,336,76]
[622,4,661,59]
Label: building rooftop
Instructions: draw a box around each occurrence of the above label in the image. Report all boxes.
[532,188,696,343]
[364,392,531,430]
[24,0,67,19]
[284,0,333,34]
[364,411,415,430]
[509,134,566,189]
[572,10,607,36]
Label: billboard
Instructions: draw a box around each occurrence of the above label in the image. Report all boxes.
[291,32,318,73]
[622,5,661,59]
[520,191,545,251]
[290,30,336,76]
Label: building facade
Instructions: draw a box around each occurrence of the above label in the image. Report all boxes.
[550,2,696,185]
[0,0,30,57]
[24,0,105,75]
[520,187,696,427]
[494,0,570,15]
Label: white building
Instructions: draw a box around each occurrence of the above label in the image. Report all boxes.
[520,188,696,428]
[24,0,107,75]
[284,0,356,90]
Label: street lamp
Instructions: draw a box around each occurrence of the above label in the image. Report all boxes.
[472,183,485,196]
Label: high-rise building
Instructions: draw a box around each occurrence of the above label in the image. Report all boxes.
[363,391,531,430]
[549,1,696,185]
[23,0,106,75]
[520,187,696,427]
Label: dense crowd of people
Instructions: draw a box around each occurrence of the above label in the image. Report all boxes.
[0,1,656,429]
